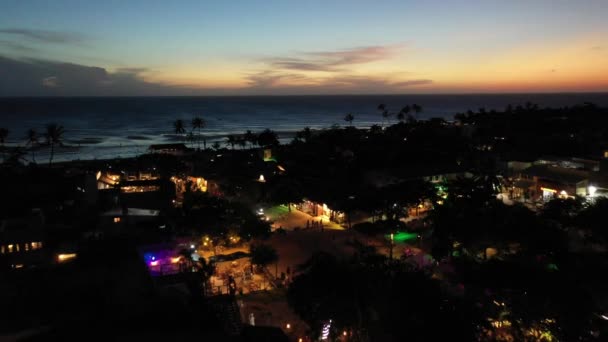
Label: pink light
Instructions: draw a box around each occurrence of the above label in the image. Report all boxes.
[150,260,159,266]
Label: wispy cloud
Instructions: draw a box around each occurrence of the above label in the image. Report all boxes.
[264,44,403,72]
[246,70,310,88]
[0,28,85,44]
[245,44,431,93]
[245,71,432,94]
[0,40,37,53]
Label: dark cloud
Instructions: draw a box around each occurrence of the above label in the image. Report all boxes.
[42,76,58,88]
[0,55,195,96]
[264,45,402,72]
[0,40,37,53]
[0,28,84,44]
[114,67,149,74]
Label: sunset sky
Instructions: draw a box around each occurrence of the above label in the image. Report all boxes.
[1,0,607,96]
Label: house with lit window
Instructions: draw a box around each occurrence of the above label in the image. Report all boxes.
[517,164,590,202]
[0,209,46,269]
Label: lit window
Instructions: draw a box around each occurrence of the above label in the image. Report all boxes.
[114,217,121,223]
[25,243,29,251]
[8,244,14,253]
[15,244,20,252]
[57,253,77,263]
[0,245,4,254]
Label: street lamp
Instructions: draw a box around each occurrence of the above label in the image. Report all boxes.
[389,233,394,260]
[588,185,597,197]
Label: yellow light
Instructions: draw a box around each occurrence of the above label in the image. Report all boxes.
[286,323,291,329]
[540,187,557,193]
[171,257,181,264]
[114,217,121,223]
[343,331,347,336]
[57,253,77,262]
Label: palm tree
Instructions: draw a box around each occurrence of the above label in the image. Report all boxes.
[186,132,195,148]
[237,136,247,149]
[5,146,27,167]
[369,124,382,135]
[295,127,313,143]
[411,104,422,119]
[26,128,38,163]
[378,104,388,126]
[244,130,257,148]
[397,105,411,122]
[191,117,206,150]
[0,128,8,162]
[173,119,186,145]
[225,135,237,149]
[344,113,355,126]
[45,123,64,166]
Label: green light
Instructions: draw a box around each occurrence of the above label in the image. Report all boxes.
[386,231,418,242]
[547,263,559,271]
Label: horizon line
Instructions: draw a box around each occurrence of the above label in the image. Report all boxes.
[1,91,608,99]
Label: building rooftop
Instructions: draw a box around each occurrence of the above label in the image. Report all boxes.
[522,164,589,184]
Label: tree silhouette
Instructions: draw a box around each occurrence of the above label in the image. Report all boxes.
[288,252,478,341]
[397,105,411,122]
[344,113,354,126]
[250,243,279,277]
[191,117,206,150]
[225,135,237,149]
[244,130,257,148]
[378,104,391,126]
[0,127,8,162]
[26,128,38,163]
[45,123,64,166]
[257,129,279,148]
[411,103,422,119]
[173,119,186,145]
[295,127,313,143]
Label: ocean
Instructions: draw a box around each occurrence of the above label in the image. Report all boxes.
[1,93,607,162]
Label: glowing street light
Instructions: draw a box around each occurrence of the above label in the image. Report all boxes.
[588,185,597,197]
